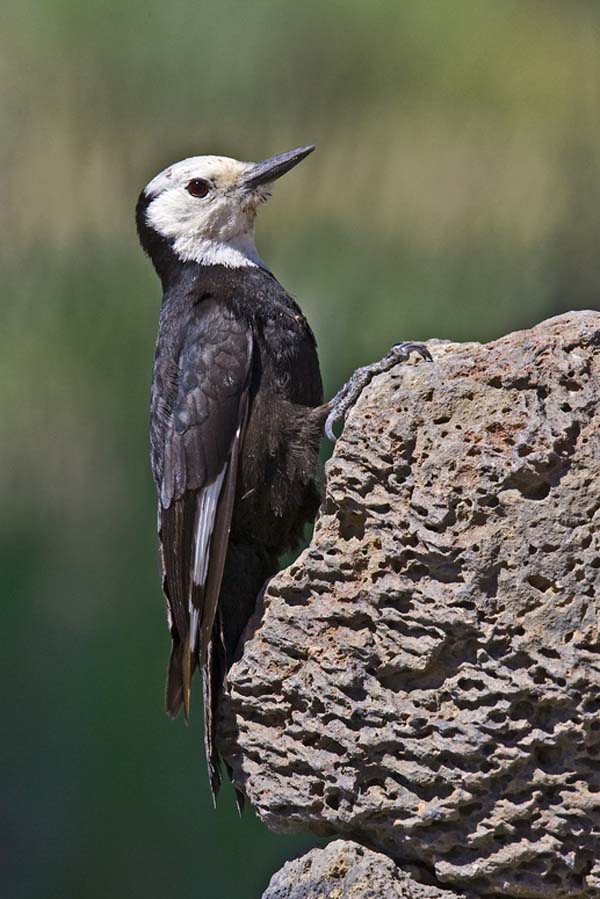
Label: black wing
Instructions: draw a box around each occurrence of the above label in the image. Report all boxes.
[152,297,252,732]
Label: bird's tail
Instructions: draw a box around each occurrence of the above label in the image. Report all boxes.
[203,543,275,801]
[164,627,223,798]
[165,633,197,720]
[202,633,224,802]
[165,543,276,801]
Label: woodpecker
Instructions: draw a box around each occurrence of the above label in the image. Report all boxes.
[136,145,429,800]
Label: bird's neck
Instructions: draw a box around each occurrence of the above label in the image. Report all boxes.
[160,257,278,306]
[172,230,269,271]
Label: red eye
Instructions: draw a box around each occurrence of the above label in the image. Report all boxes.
[186,178,211,198]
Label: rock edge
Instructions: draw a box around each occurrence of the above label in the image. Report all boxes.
[221,312,600,898]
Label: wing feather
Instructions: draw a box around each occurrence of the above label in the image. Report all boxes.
[152,297,253,724]
[198,399,248,798]
[199,394,248,667]
[193,466,227,588]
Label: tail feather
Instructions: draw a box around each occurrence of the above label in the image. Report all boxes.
[165,542,277,803]
[165,638,183,719]
[202,633,223,803]
[165,635,197,721]
[182,633,192,721]
[165,624,224,803]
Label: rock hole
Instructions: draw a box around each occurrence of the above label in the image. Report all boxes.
[517,444,533,457]
[534,745,563,771]
[325,792,340,810]
[337,506,366,541]
[527,574,555,593]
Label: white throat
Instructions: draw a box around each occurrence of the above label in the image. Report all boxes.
[171,230,266,269]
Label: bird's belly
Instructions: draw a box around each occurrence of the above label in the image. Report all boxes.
[231,390,322,553]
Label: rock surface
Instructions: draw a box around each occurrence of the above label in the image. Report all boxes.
[220,311,600,899]
[262,840,464,899]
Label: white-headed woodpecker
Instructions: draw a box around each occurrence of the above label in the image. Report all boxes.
[136,145,429,800]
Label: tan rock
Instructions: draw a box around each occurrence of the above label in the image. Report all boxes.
[221,312,600,898]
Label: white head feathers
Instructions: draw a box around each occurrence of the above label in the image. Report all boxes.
[143,155,268,269]
[141,146,315,270]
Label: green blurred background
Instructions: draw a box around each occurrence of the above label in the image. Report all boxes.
[3,2,599,897]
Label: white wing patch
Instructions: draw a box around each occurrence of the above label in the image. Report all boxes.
[189,465,227,651]
[193,467,228,586]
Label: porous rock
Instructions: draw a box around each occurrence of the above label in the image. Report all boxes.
[220,311,600,898]
[262,840,464,899]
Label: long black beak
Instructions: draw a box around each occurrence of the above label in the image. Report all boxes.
[242,145,315,189]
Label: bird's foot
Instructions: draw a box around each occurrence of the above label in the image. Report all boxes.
[324,341,432,442]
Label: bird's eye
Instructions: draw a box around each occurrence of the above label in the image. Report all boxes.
[186,178,211,198]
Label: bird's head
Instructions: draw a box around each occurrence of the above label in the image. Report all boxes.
[136,145,314,277]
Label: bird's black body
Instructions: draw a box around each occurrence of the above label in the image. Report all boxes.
[138,194,324,795]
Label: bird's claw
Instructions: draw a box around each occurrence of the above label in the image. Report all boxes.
[325,341,432,442]
[394,341,433,363]
[325,408,341,443]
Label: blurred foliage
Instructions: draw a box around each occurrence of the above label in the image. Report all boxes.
[2,2,600,897]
